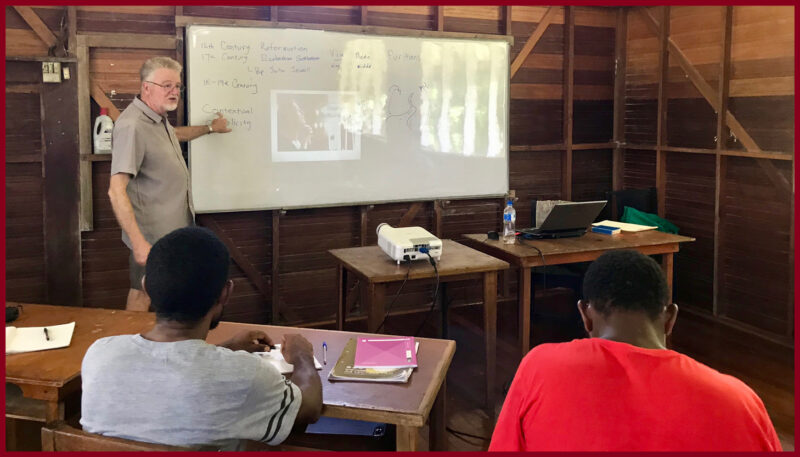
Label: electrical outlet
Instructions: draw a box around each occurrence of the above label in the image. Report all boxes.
[62,66,70,80]
[42,62,62,83]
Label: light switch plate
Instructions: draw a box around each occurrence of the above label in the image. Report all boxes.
[42,62,62,83]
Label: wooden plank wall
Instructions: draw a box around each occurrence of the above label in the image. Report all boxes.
[5,5,617,325]
[624,6,794,342]
[10,5,790,340]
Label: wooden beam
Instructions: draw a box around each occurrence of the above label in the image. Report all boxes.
[360,205,369,246]
[504,6,513,36]
[77,40,93,232]
[198,215,270,301]
[436,6,444,32]
[398,202,423,227]
[713,6,732,316]
[13,6,58,49]
[433,200,443,238]
[561,6,574,201]
[510,6,557,78]
[360,6,368,26]
[272,210,281,324]
[176,15,513,43]
[715,6,732,152]
[612,8,627,191]
[81,33,176,49]
[42,62,82,306]
[654,6,670,217]
[90,81,121,121]
[622,143,792,161]
[67,6,77,56]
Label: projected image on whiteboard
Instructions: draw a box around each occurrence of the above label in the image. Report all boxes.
[271,90,361,162]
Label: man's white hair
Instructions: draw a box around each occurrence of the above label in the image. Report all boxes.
[140,56,182,82]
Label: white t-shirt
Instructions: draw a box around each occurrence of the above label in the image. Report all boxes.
[81,334,302,450]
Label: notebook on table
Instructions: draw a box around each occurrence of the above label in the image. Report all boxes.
[354,336,417,369]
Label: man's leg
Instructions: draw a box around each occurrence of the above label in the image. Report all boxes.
[126,288,151,311]
[126,252,151,311]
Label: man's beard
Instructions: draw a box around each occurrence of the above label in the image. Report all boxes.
[164,102,179,112]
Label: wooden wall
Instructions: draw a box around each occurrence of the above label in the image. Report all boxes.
[624,6,794,343]
[5,6,793,344]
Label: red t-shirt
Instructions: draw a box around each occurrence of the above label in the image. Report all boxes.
[489,338,781,451]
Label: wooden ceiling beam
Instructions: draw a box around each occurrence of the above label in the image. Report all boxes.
[13,6,58,49]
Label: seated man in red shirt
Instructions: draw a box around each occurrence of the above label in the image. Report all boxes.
[490,249,781,452]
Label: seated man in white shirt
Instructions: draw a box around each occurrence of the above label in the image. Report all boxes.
[80,226,322,450]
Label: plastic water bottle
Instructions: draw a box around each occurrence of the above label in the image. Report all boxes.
[502,199,516,244]
[93,108,113,154]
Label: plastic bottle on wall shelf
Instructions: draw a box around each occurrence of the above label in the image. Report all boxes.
[93,107,113,154]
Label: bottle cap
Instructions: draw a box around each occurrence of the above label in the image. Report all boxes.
[99,107,108,116]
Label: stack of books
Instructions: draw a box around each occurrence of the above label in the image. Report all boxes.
[328,336,419,383]
[591,224,622,235]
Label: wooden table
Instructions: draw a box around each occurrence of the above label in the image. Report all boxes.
[462,231,695,359]
[5,303,155,423]
[207,322,455,451]
[328,239,509,411]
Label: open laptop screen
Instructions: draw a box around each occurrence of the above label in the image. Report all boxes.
[536,200,607,232]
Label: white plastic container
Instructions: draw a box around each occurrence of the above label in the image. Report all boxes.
[93,107,113,154]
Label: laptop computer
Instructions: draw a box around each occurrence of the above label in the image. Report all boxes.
[519,200,607,239]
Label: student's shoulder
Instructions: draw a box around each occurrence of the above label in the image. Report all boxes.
[672,352,764,404]
[521,339,592,367]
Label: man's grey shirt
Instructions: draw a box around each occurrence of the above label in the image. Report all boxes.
[111,97,193,249]
[80,335,301,450]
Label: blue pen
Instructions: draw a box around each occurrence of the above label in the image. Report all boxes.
[322,342,328,365]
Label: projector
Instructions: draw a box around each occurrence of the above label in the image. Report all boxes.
[376,223,442,264]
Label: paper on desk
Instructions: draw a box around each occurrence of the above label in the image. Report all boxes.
[5,321,75,354]
[592,220,657,233]
[254,344,322,374]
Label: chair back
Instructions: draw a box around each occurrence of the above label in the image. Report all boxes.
[604,187,657,220]
[41,421,199,452]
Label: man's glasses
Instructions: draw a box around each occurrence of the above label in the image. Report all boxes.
[144,80,185,93]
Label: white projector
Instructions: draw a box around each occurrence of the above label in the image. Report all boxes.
[376,223,443,264]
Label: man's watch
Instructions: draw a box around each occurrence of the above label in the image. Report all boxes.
[207,124,214,134]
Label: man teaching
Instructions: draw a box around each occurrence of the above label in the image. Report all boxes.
[108,56,231,311]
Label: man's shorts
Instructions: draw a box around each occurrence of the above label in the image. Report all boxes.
[129,252,146,291]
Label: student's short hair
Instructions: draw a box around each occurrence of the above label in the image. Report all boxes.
[582,249,669,320]
[139,56,182,82]
[145,227,230,323]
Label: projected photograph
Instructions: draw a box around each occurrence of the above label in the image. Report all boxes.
[271,90,361,162]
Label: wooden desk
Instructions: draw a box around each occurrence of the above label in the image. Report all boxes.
[328,239,509,411]
[462,231,695,358]
[5,303,155,422]
[207,322,455,451]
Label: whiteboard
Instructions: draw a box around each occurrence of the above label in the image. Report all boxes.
[186,25,509,212]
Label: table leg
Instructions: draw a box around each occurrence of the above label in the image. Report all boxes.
[367,283,386,334]
[396,425,420,451]
[518,267,531,359]
[661,252,674,302]
[336,265,346,330]
[439,282,449,339]
[429,381,446,451]
[483,271,497,415]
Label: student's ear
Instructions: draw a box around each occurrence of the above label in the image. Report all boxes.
[663,303,678,336]
[577,300,593,335]
[218,279,234,307]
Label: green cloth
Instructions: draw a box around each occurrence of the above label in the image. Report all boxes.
[620,206,680,234]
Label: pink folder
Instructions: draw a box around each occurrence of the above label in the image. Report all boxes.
[353,336,418,369]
